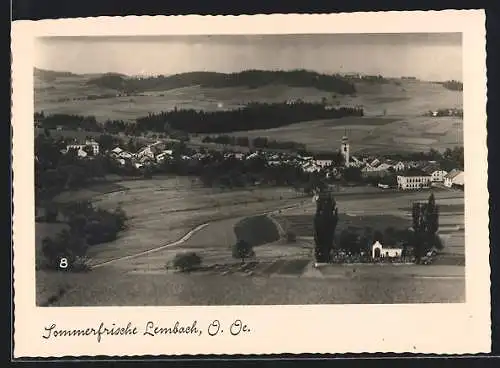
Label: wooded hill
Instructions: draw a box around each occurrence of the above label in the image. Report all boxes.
[85,69,358,95]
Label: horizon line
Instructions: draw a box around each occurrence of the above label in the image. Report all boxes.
[33,67,462,83]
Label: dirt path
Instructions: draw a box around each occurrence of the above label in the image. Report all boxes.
[91,201,307,270]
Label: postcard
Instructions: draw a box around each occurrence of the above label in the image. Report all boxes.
[11,10,490,357]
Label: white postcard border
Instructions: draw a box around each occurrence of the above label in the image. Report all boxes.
[12,10,489,357]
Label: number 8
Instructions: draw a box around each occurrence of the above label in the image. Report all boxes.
[59,258,68,269]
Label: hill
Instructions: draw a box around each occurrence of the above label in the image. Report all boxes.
[85,69,357,95]
[34,67,78,81]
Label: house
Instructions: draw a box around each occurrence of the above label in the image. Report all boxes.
[136,146,155,159]
[430,170,448,182]
[246,152,260,160]
[111,147,124,155]
[234,153,244,160]
[302,162,320,173]
[314,159,332,168]
[397,173,432,190]
[444,169,465,188]
[66,139,100,156]
[371,241,403,259]
[156,150,173,163]
[362,165,379,173]
[84,139,100,155]
[348,156,363,168]
[66,143,86,152]
[393,161,406,172]
[376,163,393,172]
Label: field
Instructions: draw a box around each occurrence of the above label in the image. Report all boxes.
[36,178,466,306]
[216,115,463,153]
[45,176,307,266]
[275,189,465,257]
[46,267,465,306]
[35,74,463,154]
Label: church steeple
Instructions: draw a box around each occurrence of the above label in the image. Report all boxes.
[340,130,350,167]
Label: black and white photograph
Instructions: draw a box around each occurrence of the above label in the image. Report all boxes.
[33,32,467,306]
[12,11,489,357]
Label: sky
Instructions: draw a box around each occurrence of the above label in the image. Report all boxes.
[35,33,462,81]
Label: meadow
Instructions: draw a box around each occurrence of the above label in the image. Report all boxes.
[47,267,465,306]
[275,189,465,257]
[35,74,463,154]
[44,176,307,266]
[36,178,466,306]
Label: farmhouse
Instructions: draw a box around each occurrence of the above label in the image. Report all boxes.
[371,241,403,259]
[111,147,123,155]
[376,163,393,172]
[397,172,432,190]
[444,169,464,188]
[66,139,100,156]
[430,170,448,182]
[156,150,174,163]
[85,139,100,155]
[393,161,406,172]
[314,159,333,168]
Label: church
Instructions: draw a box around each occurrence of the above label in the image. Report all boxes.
[341,135,350,167]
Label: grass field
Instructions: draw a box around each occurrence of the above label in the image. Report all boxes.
[35,75,463,154]
[36,181,466,306]
[275,189,465,256]
[44,177,307,266]
[47,267,465,306]
[215,115,463,153]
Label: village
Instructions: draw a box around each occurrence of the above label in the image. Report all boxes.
[62,132,465,192]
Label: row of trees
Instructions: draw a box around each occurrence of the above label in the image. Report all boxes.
[36,101,364,136]
[442,80,463,91]
[135,103,364,134]
[35,113,103,132]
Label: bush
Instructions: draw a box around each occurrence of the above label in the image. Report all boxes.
[286,230,297,243]
[63,202,128,245]
[40,230,91,272]
[172,252,202,272]
[232,240,255,264]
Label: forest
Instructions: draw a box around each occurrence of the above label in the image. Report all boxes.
[86,69,357,95]
[135,103,364,134]
[440,80,463,91]
[35,101,364,135]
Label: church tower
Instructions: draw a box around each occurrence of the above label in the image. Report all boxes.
[340,131,350,167]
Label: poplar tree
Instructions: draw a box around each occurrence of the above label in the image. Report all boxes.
[313,191,339,263]
[411,193,440,262]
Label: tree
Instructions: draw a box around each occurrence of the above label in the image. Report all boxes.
[96,134,115,152]
[41,229,89,271]
[232,240,254,264]
[313,191,339,262]
[172,252,202,272]
[411,193,441,262]
[339,228,359,254]
[343,167,362,182]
